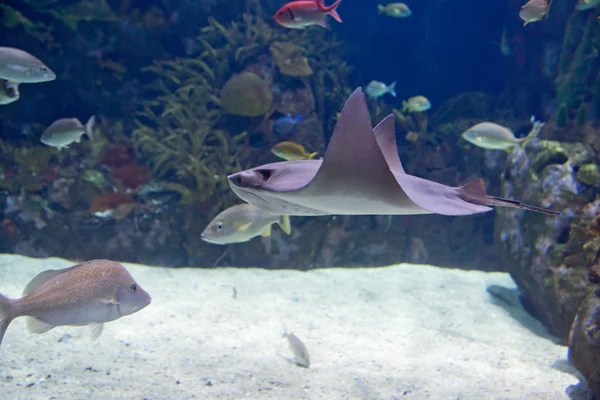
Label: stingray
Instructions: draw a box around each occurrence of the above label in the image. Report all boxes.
[227,87,560,217]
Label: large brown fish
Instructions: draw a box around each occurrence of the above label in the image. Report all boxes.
[0,259,151,346]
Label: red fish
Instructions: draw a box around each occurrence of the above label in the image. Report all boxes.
[274,0,343,29]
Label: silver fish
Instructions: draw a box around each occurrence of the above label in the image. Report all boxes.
[0,47,56,83]
[0,259,151,346]
[462,118,544,150]
[365,80,396,98]
[285,329,310,368]
[201,203,292,245]
[41,115,96,148]
[0,79,19,105]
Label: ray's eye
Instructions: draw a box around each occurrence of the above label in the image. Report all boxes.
[234,176,242,185]
[217,222,223,230]
[131,284,137,293]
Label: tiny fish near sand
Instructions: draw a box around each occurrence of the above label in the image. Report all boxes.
[0,259,151,347]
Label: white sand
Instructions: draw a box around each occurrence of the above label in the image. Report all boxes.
[0,254,578,399]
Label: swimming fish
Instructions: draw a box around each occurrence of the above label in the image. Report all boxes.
[0,47,56,83]
[273,112,304,138]
[227,87,560,217]
[272,141,318,161]
[0,79,19,105]
[377,3,412,18]
[500,26,510,56]
[201,203,292,245]
[576,0,600,11]
[402,96,431,113]
[461,118,544,150]
[519,0,551,26]
[0,259,151,346]
[284,329,310,368]
[274,0,343,29]
[365,80,397,98]
[41,115,96,149]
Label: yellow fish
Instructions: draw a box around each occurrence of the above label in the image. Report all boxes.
[272,141,318,161]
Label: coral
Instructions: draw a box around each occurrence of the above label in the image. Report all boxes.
[576,103,588,125]
[556,12,599,117]
[577,164,600,186]
[269,41,313,77]
[556,103,568,128]
[111,164,151,190]
[220,72,272,116]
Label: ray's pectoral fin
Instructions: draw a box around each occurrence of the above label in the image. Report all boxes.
[458,178,560,216]
[302,87,394,193]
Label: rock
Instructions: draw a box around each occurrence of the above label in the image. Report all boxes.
[497,139,599,342]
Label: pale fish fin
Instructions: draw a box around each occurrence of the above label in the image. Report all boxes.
[89,323,104,341]
[278,215,292,235]
[520,120,545,146]
[306,151,318,160]
[261,225,272,237]
[0,293,13,347]
[316,16,329,29]
[101,297,120,306]
[27,317,56,334]
[85,115,96,140]
[23,268,70,296]
[388,81,397,97]
[402,100,408,113]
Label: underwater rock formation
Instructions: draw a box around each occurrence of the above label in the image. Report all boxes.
[497,139,599,342]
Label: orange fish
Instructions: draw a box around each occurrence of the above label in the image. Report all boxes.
[274,0,343,29]
[519,0,551,26]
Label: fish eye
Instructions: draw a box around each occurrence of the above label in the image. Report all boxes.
[217,222,223,230]
[131,284,137,293]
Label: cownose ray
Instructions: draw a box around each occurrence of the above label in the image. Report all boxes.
[227,87,560,217]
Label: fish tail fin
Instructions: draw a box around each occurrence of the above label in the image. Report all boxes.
[377,4,384,13]
[326,0,343,23]
[459,178,561,216]
[295,112,304,122]
[401,100,408,113]
[0,293,13,347]
[389,81,397,97]
[307,151,318,160]
[85,115,96,140]
[278,215,292,235]
[520,120,545,146]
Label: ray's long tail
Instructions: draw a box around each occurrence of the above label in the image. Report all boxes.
[460,178,560,216]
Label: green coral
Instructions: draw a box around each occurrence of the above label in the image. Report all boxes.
[576,164,600,186]
[220,72,272,116]
[556,12,599,115]
[556,103,568,128]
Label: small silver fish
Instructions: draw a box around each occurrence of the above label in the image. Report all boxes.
[461,119,544,150]
[377,3,412,18]
[519,0,550,26]
[285,330,310,368]
[0,79,19,105]
[41,115,96,148]
[402,95,431,112]
[0,259,151,346]
[365,80,397,98]
[0,47,56,83]
[201,203,292,245]
[576,0,600,11]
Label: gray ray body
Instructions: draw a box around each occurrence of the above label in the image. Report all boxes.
[227,88,559,217]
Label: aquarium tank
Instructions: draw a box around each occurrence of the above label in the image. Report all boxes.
[0,0,598,398]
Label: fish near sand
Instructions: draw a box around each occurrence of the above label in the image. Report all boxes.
[274,0,343,29]
[576,0,600,11]
[201,203,292,245]
[0,260,151,347]
[41,115,96,148]
[462,118,544,151]
[272,141,318,161]
[519,0,551,26]
[0,47,56,83]
[227,87,560,217]
[284,329,310,368]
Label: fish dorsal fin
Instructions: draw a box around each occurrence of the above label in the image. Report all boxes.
[302,88,395,193]
[261,225,272,237]
[372,114,405,174]
[22,269,69,297]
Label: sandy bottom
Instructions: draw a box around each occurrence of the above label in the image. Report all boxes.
[0,254,579,399]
